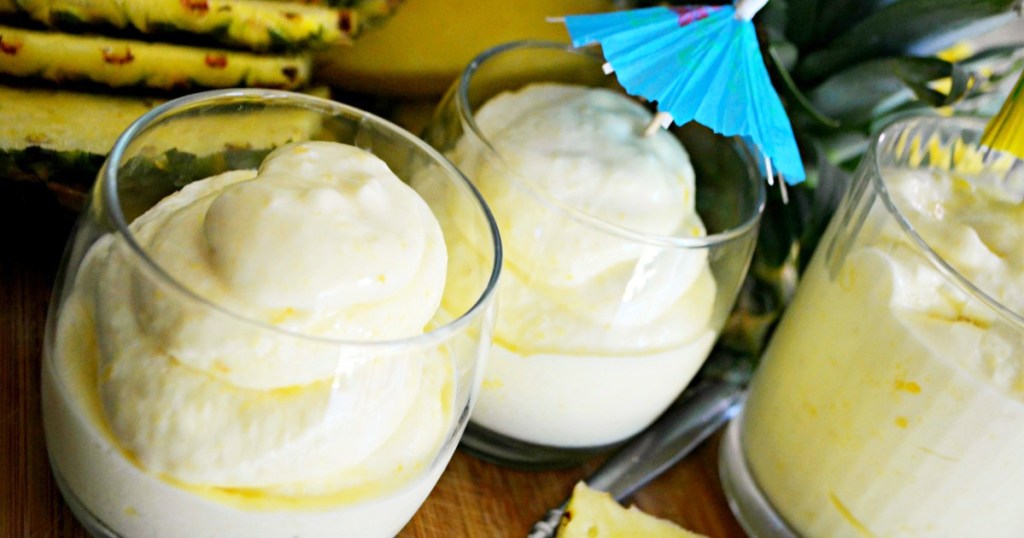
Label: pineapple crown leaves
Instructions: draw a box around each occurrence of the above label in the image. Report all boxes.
[782,0,1020,83]
[756,0,1024,267]
[758,0,1023,302]
[682,0,1024,361]
[633,0,1024,169]
[763,0,1024,138]
[624,0,1023,364]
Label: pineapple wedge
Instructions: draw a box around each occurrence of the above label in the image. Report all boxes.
[11,0,352,52]
[558,483,708,538]
[0,25,311,90]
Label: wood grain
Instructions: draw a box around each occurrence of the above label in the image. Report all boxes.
[1,185,745,538]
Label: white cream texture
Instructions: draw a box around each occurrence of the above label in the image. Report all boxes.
[743,165,1024,537]
[450,83,717,447]
[45,142,455,537]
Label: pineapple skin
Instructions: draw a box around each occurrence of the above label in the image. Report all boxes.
[11,0,353,52]
[0,25,312,90]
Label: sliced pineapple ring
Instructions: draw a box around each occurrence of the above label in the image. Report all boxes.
[0,25,311,90]
[12,0,352,52]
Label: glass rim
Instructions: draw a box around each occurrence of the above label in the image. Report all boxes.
[102,88,503,349]
[456,39,766,249]
[871,114,1024,329]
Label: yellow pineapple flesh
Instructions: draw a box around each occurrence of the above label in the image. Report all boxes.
[557,482,708,538]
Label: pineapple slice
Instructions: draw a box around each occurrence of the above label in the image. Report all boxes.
[268,0,405,38]
[12,0,352,52]
[0,84,161,157]
[0,25,311,90]
[558,482,708,538]
[0,83,160,206]
[0,84,328,208]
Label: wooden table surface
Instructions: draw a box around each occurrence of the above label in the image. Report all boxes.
[0,183,746,538]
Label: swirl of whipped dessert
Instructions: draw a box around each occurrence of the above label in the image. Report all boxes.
[449,83,715,355]
[79,142,448,488]
[880,166,1024,388]
[742,163,1024,537]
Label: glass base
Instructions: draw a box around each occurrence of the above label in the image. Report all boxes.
[50,463,121,538]
[718,413,799,538]
[459,421,622,470]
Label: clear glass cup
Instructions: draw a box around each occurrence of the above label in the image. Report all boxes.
[721,116,1024,537]
[41,89,501,538]
[422,40,766,468]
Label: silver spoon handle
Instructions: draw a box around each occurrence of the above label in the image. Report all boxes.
[526,380,746,538]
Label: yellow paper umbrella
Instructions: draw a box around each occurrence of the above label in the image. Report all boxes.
[981,68,1024,160]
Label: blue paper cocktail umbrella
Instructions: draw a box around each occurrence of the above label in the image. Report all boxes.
[559,0,806,186]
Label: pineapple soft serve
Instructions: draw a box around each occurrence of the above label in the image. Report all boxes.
[450,83,718,447]
[44,142,455,537]
[742,162,1024,537]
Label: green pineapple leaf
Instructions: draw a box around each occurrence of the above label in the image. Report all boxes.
[779,0,819,48]
[768,43,841,128]
[805,56,972,126]
[795,0,1021,83]
[810,0,900,47]
[960,43,1024,100]
[764,0,901,48]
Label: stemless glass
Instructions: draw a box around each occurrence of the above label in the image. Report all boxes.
[422,40,765,468]
[41,89,501,538]
[721,116,1024,537]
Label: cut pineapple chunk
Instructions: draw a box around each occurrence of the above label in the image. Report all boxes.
[558,482,708,538]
